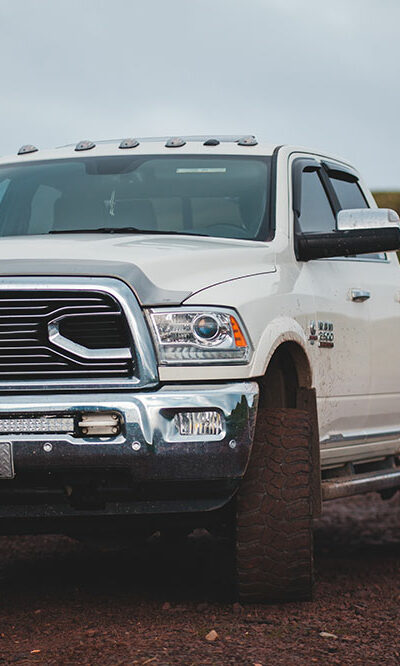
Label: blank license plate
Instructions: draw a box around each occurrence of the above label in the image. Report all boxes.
[0,442,14,478]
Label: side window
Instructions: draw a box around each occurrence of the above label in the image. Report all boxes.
[329,171,386,261]
[298,170,336,233]
[0,179,10,205]
[329,175,368,210]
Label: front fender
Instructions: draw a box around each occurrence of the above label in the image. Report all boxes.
[249,316,311,379]
[159,273,314,384]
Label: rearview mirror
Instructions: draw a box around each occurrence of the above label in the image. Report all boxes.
[297,208,400,261]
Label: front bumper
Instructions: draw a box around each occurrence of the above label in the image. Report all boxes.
[0,382,258,521]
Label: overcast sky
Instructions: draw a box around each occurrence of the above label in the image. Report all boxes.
[0,0,399,189]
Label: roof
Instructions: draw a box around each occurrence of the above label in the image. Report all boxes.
[59,135,258,146]
[0,135,281,165]
[0,136,355,172]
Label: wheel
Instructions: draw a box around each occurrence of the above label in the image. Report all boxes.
[236,408,314,603]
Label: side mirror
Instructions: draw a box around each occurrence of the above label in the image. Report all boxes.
[297,208,400,261]
[337,208,400,231]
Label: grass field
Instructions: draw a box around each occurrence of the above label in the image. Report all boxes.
[372,191,400,215]
[372,192,400,260]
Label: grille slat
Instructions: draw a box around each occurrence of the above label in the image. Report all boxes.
[0,305,111,319]
[0,290,133,380]
[0,369,129,375]
[0,297,105,303]
[0,331,35,343]
[0,354,51,360]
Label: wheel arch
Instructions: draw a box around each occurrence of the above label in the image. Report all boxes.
[251,318,312,381]
[257,337,313,410]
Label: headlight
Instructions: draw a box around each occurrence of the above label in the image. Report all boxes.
[146,308,251,365]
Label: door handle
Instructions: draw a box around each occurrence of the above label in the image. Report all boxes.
[350,289,371,302]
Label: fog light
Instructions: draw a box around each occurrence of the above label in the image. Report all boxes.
[0,416,74,434]
[174,411,223,436]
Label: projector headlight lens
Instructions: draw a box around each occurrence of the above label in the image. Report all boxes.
[193,315,219,341]
[147,308,251,365]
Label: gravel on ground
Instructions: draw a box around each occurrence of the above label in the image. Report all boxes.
[0,492,399,665]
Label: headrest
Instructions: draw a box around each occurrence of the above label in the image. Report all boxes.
[114,198,157,229]
[53,195,106,231]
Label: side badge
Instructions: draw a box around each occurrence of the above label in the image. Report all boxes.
[309,321,334,348]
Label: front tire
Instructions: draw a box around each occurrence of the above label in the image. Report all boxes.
[236,408,314,603]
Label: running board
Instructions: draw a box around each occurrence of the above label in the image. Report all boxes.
[322,464,400,500]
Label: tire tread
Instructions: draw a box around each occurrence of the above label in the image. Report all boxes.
[236,408,314,603]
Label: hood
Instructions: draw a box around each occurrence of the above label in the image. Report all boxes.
[0,233,276,305]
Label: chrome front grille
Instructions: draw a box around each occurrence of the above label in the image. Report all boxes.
[0,290,133,380]
[58,313,129,349]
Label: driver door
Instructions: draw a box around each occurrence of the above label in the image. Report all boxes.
[293,156,371,460]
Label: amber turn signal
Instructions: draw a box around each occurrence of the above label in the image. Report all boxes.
[230,316,247,347]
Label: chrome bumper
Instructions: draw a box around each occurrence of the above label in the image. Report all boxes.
[0,382,259,517]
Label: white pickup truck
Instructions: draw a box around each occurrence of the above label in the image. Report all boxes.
[0,135,399,602]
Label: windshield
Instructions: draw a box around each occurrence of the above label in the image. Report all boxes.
[0,155,271,240]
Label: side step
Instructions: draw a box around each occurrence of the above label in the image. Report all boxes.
[322,457,400,500]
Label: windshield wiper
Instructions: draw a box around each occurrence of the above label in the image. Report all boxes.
[49,226,208,236]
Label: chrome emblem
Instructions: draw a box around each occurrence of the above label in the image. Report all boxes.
[309,320,334,348]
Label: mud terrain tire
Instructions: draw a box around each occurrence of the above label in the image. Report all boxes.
[236,408,314,603]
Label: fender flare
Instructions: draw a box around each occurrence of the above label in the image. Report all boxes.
[250,316,312,386]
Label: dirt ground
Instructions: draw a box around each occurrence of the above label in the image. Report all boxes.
[0,493,399,665]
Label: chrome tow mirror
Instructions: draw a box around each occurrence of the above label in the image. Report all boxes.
[297,207,400,262]
[337,208,400,231]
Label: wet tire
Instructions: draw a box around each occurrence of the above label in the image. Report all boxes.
[236,408,314,603]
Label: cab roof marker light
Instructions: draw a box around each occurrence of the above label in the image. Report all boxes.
[237,136,258,146]
[203,138,220,146]
[165,138,186,148]
[17,145,38,155]
[119,138,139,149]
[75,140,96,152]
